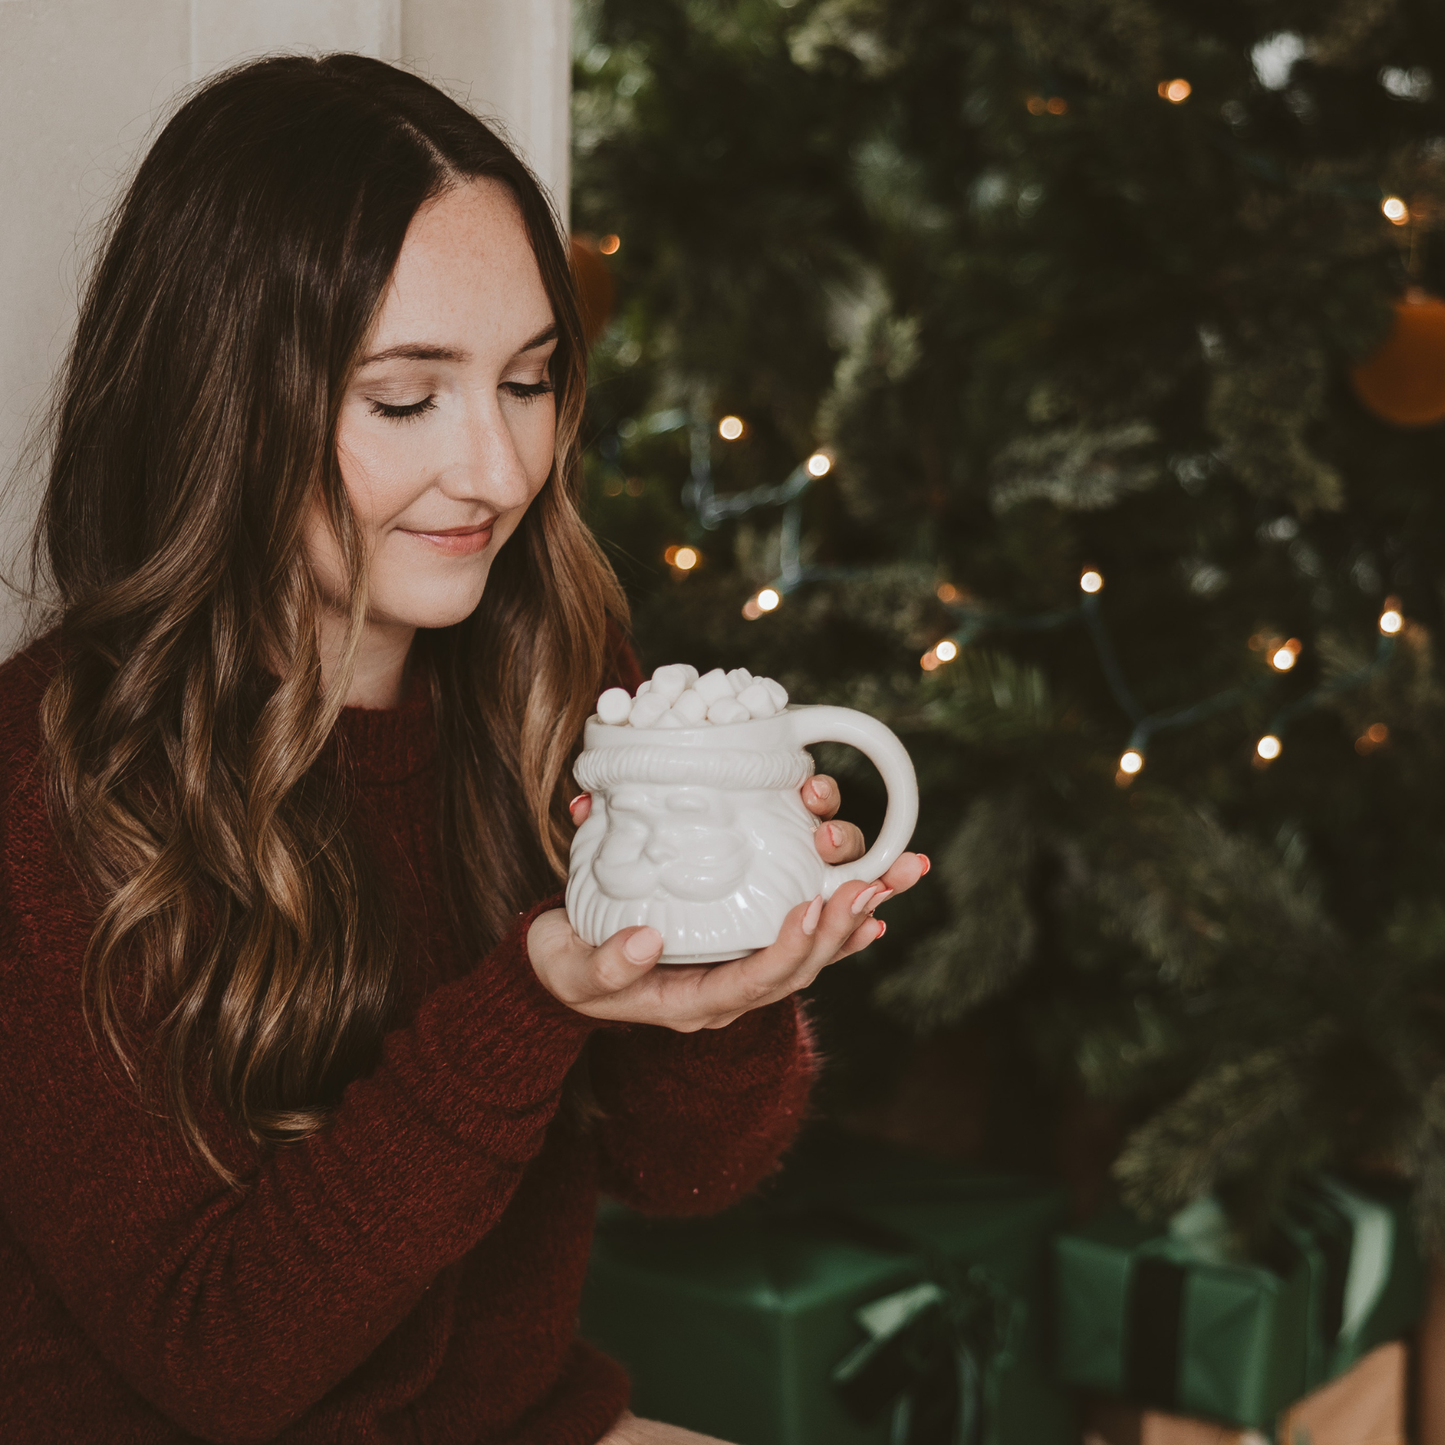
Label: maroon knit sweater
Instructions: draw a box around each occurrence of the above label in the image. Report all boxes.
[0,640,817,1444]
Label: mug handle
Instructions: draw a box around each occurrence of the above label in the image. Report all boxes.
[786,706,919,899]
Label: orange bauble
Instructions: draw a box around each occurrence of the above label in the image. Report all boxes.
[569,235,616,348]
[1351,288,1445,427]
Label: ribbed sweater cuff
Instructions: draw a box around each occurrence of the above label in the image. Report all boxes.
[390,894,601,1162]
[617,996,808,1094]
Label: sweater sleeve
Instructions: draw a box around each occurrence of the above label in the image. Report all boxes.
[0,775,600,1445]
[586,997,819,1215]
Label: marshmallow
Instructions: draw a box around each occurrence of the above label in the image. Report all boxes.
[736,682,778,719]
[671,689,709,725]
[651,664,690,702]
[707,697,751,725]
[628,691,671,729]
[594,664,792,730]
[597,687,633,725]
[694,668,734,705]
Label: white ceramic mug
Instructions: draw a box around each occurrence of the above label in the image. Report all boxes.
[566,705,919,964]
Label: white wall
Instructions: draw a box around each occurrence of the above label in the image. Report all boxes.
[0,0,571,654]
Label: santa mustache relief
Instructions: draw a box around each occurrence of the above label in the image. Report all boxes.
[566,665,920,964]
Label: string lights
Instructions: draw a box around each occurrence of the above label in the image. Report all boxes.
[1382,196,1410,226]
[669,409,1405,777]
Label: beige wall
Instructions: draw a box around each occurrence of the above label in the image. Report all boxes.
[0,0,571,654]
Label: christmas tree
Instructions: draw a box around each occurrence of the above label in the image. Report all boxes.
[571,0,1445,1244]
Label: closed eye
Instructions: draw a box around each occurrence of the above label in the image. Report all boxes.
[503,379,554,402]
[368,395,436,421]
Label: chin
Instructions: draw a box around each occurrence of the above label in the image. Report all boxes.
[373,570,492,631]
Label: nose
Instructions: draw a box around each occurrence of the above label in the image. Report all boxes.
[439,391,537,511]
[644,841,679,864]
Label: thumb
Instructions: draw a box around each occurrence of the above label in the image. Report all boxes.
[589,924,664,995]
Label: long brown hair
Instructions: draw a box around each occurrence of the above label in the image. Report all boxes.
[34,55,626,1180]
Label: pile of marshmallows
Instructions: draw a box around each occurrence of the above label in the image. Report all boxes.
[596,665,789,729]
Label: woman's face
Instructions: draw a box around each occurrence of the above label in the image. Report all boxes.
[312,177,558,639]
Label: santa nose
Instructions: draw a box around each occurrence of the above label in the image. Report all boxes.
[644,841,679,864]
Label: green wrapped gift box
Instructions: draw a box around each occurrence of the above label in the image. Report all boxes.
[1054,1176,1423,1430]
[580,1131,1076,1445]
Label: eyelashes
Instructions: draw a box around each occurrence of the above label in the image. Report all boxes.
[503,379,555,402]
[365,379,554,422]
[368,396,437,422]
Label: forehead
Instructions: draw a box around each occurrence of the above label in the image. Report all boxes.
[368,177,553,351]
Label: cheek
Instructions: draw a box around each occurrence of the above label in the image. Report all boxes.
[512,398,557,487]
[336,414,430,528]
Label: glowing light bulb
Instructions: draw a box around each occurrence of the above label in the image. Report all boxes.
[806,451,832,477]
[718,415,745,441]
[756,587,781,612]
[934,639,959,662]
[1382,196,1409,226]
[673,546,699,571]
[1380,606,1404,635]
[1026,95,1047,115]
[599,234,621,255]
[742,597,763,621]
[920,649,941,672]
[1159,79,1192,103]
[1119,749,1144,775]
[1080,569,1104,594]
[1269,639,1301,672]
[1046,96,1068,115]
[937,582,960,603]
[1256,734,1282,761]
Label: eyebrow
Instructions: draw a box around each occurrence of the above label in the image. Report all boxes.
[359,324,558,367]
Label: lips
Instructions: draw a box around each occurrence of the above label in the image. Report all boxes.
[400,520,495,556]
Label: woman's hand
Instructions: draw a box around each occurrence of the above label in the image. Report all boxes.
[537,777,927,1031]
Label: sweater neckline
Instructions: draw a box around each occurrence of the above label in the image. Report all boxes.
[332,660,437,786]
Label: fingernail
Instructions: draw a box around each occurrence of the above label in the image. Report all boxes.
[852,885,881,916]
[826,823,842,849]
[802,895,824,935]
[872,889,894,908]
[623,927,661,964]
[874,919,886,940]
[569,793,588,812]
[810,778,827,801]
[918,854,931,876]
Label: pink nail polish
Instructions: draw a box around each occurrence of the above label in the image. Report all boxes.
[851,885,881,916]
[802,895,824,935]
[568,793,588,811]
[872,889,894,907]
[918,854,931,876]
[827,823,842,849]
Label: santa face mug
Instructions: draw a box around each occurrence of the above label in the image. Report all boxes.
[566,668,919,964]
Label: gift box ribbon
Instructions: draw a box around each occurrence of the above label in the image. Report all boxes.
[1123,1181,1396,1413]
[779,1207,1022,1445]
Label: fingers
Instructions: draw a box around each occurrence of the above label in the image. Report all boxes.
[877,851,928,896]
[569,792,593,825]
[814,818,866,863]
[586,924,663,996]
[711,879,883,1008]
[801,775,841,820]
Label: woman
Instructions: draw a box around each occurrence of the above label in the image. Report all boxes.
[0,55,922,1443]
